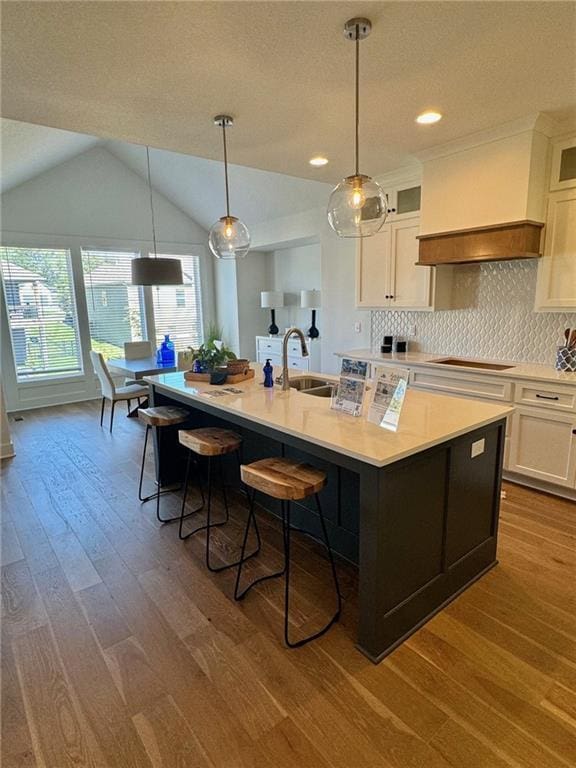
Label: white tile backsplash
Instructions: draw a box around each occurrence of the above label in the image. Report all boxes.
[371,260,576,365]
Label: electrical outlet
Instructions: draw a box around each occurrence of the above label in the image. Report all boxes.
[471,438,485,458]
[408,325,417,337]
[354,321,362,333]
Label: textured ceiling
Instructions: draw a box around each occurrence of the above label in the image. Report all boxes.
[0,119,100,193]
[2,1,575,182]
[0,118,331,228]
[105,140,331,229]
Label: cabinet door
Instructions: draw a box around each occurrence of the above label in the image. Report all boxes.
[508,407,576,488]
[389,219,432,309]
[356,228,391,308]
[391,184,422,221]
[550,135,576,191]
[535,189,576,311]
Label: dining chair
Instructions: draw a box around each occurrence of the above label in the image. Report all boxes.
[124,341,154,359]
[90,351,148,433]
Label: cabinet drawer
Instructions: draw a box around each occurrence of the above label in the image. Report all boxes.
[257,338,282,355]
[256,350,282,366]
[514,382,576,413]
[410,369,513,402]
[287,356,309,370]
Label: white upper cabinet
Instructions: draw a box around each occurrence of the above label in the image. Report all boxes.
[384,183,422,221]
[356,216,452,311]
[535,187,576,312]
[550,135,576,191]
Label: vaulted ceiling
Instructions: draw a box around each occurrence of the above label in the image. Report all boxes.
[0,119,331,229]
[2,1,575,183]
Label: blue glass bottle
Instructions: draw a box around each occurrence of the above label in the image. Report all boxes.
[263,359,274,388]
[157,334,175,367]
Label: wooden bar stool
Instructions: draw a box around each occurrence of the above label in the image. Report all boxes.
[178,427,261,572]
[234,457,342,648]
[138,406,190,523]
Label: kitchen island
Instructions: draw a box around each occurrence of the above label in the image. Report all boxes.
[145,368,512,663]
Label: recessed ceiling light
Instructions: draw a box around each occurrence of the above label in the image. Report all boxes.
[309,156,329,167]
[416,111,442,125]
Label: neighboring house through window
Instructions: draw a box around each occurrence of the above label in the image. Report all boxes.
[0,248,83,379]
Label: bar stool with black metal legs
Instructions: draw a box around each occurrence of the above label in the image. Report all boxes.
[178,427,261,572]
[234,457,342,648]
[138,406,191,523]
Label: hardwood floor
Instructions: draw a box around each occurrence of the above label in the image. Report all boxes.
[2,400,575,767]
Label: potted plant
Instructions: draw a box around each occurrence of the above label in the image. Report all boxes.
[187,324,238,373]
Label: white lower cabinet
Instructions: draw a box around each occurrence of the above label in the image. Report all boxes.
[508,407,576,488]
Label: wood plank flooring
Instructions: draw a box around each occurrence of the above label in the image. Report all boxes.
[1,400,575,767]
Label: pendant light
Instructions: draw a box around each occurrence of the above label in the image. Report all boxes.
[208,115,251,260]
[131,146,183,285]
[327,18,387,238]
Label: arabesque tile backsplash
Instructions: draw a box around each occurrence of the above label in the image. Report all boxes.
[371,260,576,365]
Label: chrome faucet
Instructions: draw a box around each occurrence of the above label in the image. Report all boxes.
[278,327,309,391]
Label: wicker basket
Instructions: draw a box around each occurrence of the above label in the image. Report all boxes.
[226,358,250,376]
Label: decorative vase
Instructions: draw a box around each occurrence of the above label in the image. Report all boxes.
[157,334,176,367]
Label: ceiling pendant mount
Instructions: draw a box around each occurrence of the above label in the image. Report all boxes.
[327,17,387,238]
[208,114,251,260]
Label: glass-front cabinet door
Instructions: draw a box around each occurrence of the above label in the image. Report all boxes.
[550,136,576,191]
[386,183,422,220]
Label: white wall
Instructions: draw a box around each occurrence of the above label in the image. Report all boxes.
[270,243,321,331]
[236,252,272,359]
[1,146,214,410]
[250,208,370,374]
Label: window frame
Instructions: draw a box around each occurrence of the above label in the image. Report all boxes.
[0,245,85,383]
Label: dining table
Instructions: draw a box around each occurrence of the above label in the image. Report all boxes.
[107,356,178,415]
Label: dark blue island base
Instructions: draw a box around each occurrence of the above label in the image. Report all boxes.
[150,383,505,663]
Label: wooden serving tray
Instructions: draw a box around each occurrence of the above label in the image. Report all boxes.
[184,368,255,384]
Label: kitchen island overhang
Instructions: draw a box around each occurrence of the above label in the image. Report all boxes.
[145,369,512,663]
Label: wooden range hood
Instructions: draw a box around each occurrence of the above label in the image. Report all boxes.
[417,219,544,266]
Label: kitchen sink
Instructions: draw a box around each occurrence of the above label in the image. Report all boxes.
[433,358,515,371]
[289,377,335,397]
[298,384,334,398]
[289,377,334,391]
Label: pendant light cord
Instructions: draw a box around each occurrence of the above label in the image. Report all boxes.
[355,24,360,177]
[146,146,158,258]
[222,121,231,218]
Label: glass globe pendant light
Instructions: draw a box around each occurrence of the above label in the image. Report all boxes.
[208,115,250,259]
[327,18,387,238]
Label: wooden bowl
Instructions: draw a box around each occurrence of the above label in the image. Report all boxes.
[226,358,250,375]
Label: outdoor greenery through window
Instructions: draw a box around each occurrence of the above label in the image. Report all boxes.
[152,253,203,351]
[0,247,83,380]
[82,249,145,358]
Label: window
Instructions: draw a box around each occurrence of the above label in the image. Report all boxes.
[151,253,203,350]
[82,249,145,358]
[0,247,83,379]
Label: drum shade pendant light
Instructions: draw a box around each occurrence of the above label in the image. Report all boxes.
[208,115,251,260]
[131,147,183,285]
[327,18,387,238]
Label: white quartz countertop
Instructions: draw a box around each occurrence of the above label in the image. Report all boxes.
[145,367,512,468]
[336,349,576,386]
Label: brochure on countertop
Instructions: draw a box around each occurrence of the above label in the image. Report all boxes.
[367,365,410,431]
[331,358,369,416]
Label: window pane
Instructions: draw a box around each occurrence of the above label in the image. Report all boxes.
[82,249,145,358]
[151,253,203,351]
[0,247,83,380]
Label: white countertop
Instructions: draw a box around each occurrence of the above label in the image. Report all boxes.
[145,367,512,468]
[336,349,576,386]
